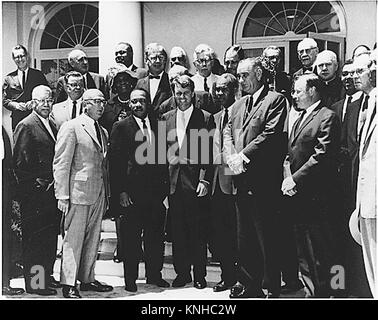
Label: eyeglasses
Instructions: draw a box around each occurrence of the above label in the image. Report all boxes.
[115,50,129,56]
[341,71,354,77]
[298,47,317,55]
[171,56,184,62]
[148,55,166,62]
[352,68,370,75]
[14,54,26,60]
[130,98,147,104]
[84,99,106,106]
[34,98,54,105]
[67,83,83,89]
[195,58,213,65]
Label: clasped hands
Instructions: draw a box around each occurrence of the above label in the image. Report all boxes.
[281,176,297,197]
[226,153,245,175]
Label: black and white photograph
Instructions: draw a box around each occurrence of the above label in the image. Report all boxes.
[1,0,377,304]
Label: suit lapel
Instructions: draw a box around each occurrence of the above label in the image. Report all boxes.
[80,115,102,150]
[291,105,322,145]
[32,112,56,143]
[86,72,96,89]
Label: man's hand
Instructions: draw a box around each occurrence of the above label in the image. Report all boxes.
[281,176,297,197]
[227,153,245,175]
[196,182,208,197]
[120,192,133,207]
[15,102,27,111]
[58,199,70,215]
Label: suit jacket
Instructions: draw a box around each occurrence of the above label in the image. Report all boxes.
[224,86,288,192]
[284,103,341,198]
[49,99,83,131]
[212,110,236,195]
[108,114,168,204]
[54,72,106,104]
[3,68,48,129]
[356,99,376,219]
[158,90,219,118]
[322,77,345,107]
[99,95,131,135]
[13,112,57,197]
[136,72,172,116]
[162,107,215,195]
[53,114,109,206]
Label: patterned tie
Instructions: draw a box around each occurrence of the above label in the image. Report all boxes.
[22,71,26,89]
[204,77,209,92]
[71,100,77,119]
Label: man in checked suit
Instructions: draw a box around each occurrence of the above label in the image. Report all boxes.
[3,44,48,130]
[282,73,341,297]
[223,57,288,298]
[210,73,239,293]
[53,89,113,298]
[162,75,215,290]
[13,85,60,295]
[54,49,106,103]
[136,43,172,117]
[109,88,169,292]
[50,71,85,130]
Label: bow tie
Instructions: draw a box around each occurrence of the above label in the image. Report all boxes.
[150,75,160,80]
[303,66,313,72]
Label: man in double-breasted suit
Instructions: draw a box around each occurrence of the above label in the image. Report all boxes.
[53,89,113,298]
[224,57,288,298]
[136,43,172,117]
[3,45,48,130]
[109,88,169,292]
[13,85,60,296]
[282,74,341,297]
[162,75,215,289]
[54,49,106,103]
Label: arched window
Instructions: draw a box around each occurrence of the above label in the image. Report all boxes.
[234,1,346,74]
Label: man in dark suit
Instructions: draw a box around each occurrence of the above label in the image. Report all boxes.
[13,85,60,296]
[136,43,172,117]
[162,75,215,289]
[282,73,341,297]
[105,42,148,99]
[3,44,48,130]
[210,73,239,292]
[224,57,288,298]
[109,88,169,292]
[293,38,319,78]
[54,49,106,103]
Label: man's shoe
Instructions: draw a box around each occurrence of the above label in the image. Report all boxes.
[172,275,192,288]
[146,278,170,288]
[62,285,81,298]
[213,281,235,292]
[125,282,137,293]
[194,279,207,289]
[2,286,25,296]
[229,283,265,299]
[80,280,113,292]
[48,276,62,289]
[281,279,304,294]
[26,288,57,296]
[113,256,123,263]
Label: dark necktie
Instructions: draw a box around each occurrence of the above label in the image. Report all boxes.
[22,71,26,89]
[204,77,209,92]
[243,96,254,124]
[71,100,77,119]
[291,109,307,141]
[79,102,83,115]
[94,121,103,148]
[359,95,370,141]
[222,107,229,131]
[141,118,150,143]
[150,75,160,80]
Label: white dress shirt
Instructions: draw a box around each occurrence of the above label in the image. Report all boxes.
[34,111,56,141]
[360,87,377,150]
[18,68,29,89]
[176,105,194,148]
[149,71,164,102]
[133,115,152,142]
[68,97,83,119]
[342,91,363,122]
[191,73,218,92]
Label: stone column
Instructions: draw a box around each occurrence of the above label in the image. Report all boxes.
[99,1,144,77]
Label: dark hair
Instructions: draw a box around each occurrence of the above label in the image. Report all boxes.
[213,73,239,95]
[117,42,133,54]
[224,44,244,62]
[170,75,195,93]
[296,73,324,95]
[112,71,138,94]
[343,59,354,66]
[12,44,28,58]
[130,88,151,105]
[64,71,83,83]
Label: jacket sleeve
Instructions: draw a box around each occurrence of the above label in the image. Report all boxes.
[53,121,76,200]
[3,76,20,111]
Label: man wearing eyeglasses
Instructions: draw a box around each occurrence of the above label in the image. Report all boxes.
[136,43,171,117]
[3,44,48,131]
[50,71,85,130]
[293,38,319,79]
[54,49,106,104]
[54,89,113,298]
[13,85,60,296]
[191,44,219,93]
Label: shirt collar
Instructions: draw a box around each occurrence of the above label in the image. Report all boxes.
[304,100,321,115]
[82,113,96,125]
[177,105,194,116]
[33,110,50,125]
[133,115,150,125]
[252,85,264,103]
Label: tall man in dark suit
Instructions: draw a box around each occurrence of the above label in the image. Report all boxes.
[13,85,60,296]
[224,57,288,298]
[109,88,169,292]
[162,75,215,289]
[210,73,239,292]
[54,49,106,103]
[282,73,341,297]
[136,43,172,117]
[3,45,48,130]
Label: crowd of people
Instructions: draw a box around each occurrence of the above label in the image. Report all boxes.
[2,37,376,299]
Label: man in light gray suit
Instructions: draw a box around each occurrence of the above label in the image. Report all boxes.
[53,89,112,298]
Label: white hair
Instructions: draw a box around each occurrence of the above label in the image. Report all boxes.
[297,38,318,51]
[315,50,338,66]
[32,85,52,99]
[193,44,215,61]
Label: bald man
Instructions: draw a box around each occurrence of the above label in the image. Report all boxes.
[54,49,106,103]
[13,85,60,295]
[54,89,112,298]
